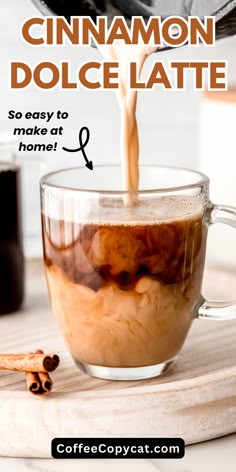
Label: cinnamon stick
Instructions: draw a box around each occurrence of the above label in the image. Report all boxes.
[25,350,53,395]
[0,352,60,373]
[25,371,53,395]
[25,372,40,393]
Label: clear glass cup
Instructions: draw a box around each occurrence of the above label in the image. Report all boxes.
[40,165,236,380]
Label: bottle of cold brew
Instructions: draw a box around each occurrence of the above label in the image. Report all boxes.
[0,135,24,314]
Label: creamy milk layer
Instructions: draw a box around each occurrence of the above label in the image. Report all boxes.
[46,265,199,367]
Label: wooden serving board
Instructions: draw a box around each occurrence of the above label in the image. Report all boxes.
[0,260,236,458]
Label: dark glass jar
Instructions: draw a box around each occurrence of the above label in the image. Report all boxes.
[0,136,24,314]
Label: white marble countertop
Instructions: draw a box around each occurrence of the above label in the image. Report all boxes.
[1,434,235,472]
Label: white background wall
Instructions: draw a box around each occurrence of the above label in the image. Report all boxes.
[1,0,236,262]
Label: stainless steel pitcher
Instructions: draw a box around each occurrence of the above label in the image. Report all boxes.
[31,0,236,45]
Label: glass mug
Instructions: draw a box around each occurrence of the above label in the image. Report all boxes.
[40,165,236,380]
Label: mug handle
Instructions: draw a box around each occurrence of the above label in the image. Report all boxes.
[198,204,236,321]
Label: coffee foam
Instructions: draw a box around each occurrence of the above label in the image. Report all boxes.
[43,195,204,225]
